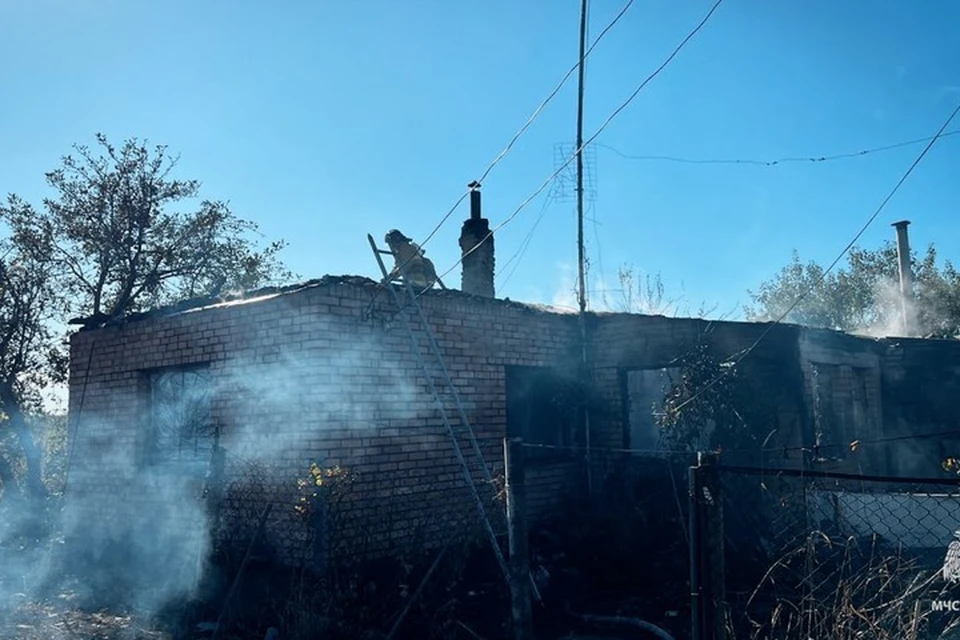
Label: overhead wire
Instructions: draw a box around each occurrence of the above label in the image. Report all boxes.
[668,99,960,417]
[518,428,960,458]
[382,0,637,274]
[498,192,553,289]
[363,0,637,322]
[429,0,726,291]
[588,199,608,307]
[595,129,960,167]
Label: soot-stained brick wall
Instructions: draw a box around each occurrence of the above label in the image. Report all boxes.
[66,278,582,567]
[65,277,960,570]
[797,329,885,475]
[880,338,960,478]
[589,314,808,469]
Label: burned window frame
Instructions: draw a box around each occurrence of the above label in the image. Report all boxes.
[140,363,216,470]
[621,366,688,455]
[504,365,582,462]
[810,362,875,462]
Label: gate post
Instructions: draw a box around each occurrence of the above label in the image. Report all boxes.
[690,451,726,640]
[689,456,705,640]
[505,437,533,640]
[702,452,727,640]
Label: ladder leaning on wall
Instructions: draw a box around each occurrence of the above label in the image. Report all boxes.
[366,234,510,583]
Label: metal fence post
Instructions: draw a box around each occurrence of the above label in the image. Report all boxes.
[691,452,727,640]
[689,456,705,640]
[702,452,727,640]
[505,437,533,640]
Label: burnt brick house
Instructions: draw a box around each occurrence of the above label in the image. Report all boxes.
[63,201,960,575]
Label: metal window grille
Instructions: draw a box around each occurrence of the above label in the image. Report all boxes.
[147,366,214,467]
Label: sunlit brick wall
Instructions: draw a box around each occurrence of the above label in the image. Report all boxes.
[66,280,582,567]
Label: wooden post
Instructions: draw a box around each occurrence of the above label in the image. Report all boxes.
[504,437,533,640]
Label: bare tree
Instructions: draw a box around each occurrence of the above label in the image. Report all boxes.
[616,264,721,318]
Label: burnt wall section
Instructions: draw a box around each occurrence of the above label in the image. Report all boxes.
[797,329,885,475]
[66,282,580,569]
[589,315,807,469]
[880,338,960,478]
[65,277,960,577]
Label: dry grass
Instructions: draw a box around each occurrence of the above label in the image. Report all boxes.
[735,532,956,640]
[1,595,170,640]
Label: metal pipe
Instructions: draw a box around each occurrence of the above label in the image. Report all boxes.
[891,220,914,336]
[469,181,481,221]
[574,612,677,640]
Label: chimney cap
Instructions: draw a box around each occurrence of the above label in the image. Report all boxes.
[891,219,912,228]
[468,181,481,191]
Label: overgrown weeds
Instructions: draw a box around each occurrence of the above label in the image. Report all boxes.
[183,458,507,640]
[738,532,956,640]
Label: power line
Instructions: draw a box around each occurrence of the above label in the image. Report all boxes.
[415,0,636,254]
[596,129,960,167]
[498,193,553,289]
[670,99,960,416]
[497,197,606,309]
[365,0,637,309]
[588,200,607,307]
[431,0,726,289]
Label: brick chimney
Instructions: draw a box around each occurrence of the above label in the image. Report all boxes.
[459,182,495,297]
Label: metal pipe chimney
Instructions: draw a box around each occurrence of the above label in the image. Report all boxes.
[470,183,481,221]
[891,220,914,336]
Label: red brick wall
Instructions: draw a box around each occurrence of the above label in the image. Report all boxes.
[66,280,582,567]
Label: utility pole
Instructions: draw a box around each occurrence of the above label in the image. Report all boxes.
[575,0,593,498]
[576,0,588,316]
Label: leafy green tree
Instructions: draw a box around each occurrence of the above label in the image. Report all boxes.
[0,133,293,501]
[29,134,292,321]
[0,205,64,499]
[746,242,960,339]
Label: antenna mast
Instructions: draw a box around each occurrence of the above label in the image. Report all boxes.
[576,0,588,314]
[575,0,593,498]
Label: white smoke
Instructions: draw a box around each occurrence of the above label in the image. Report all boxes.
[0,318,427,631]
[852,276,909,339]
[847,275,955,339]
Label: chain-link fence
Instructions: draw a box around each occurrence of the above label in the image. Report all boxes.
[691,458,960,640]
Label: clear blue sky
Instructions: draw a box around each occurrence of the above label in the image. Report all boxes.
[2,0,959,319]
